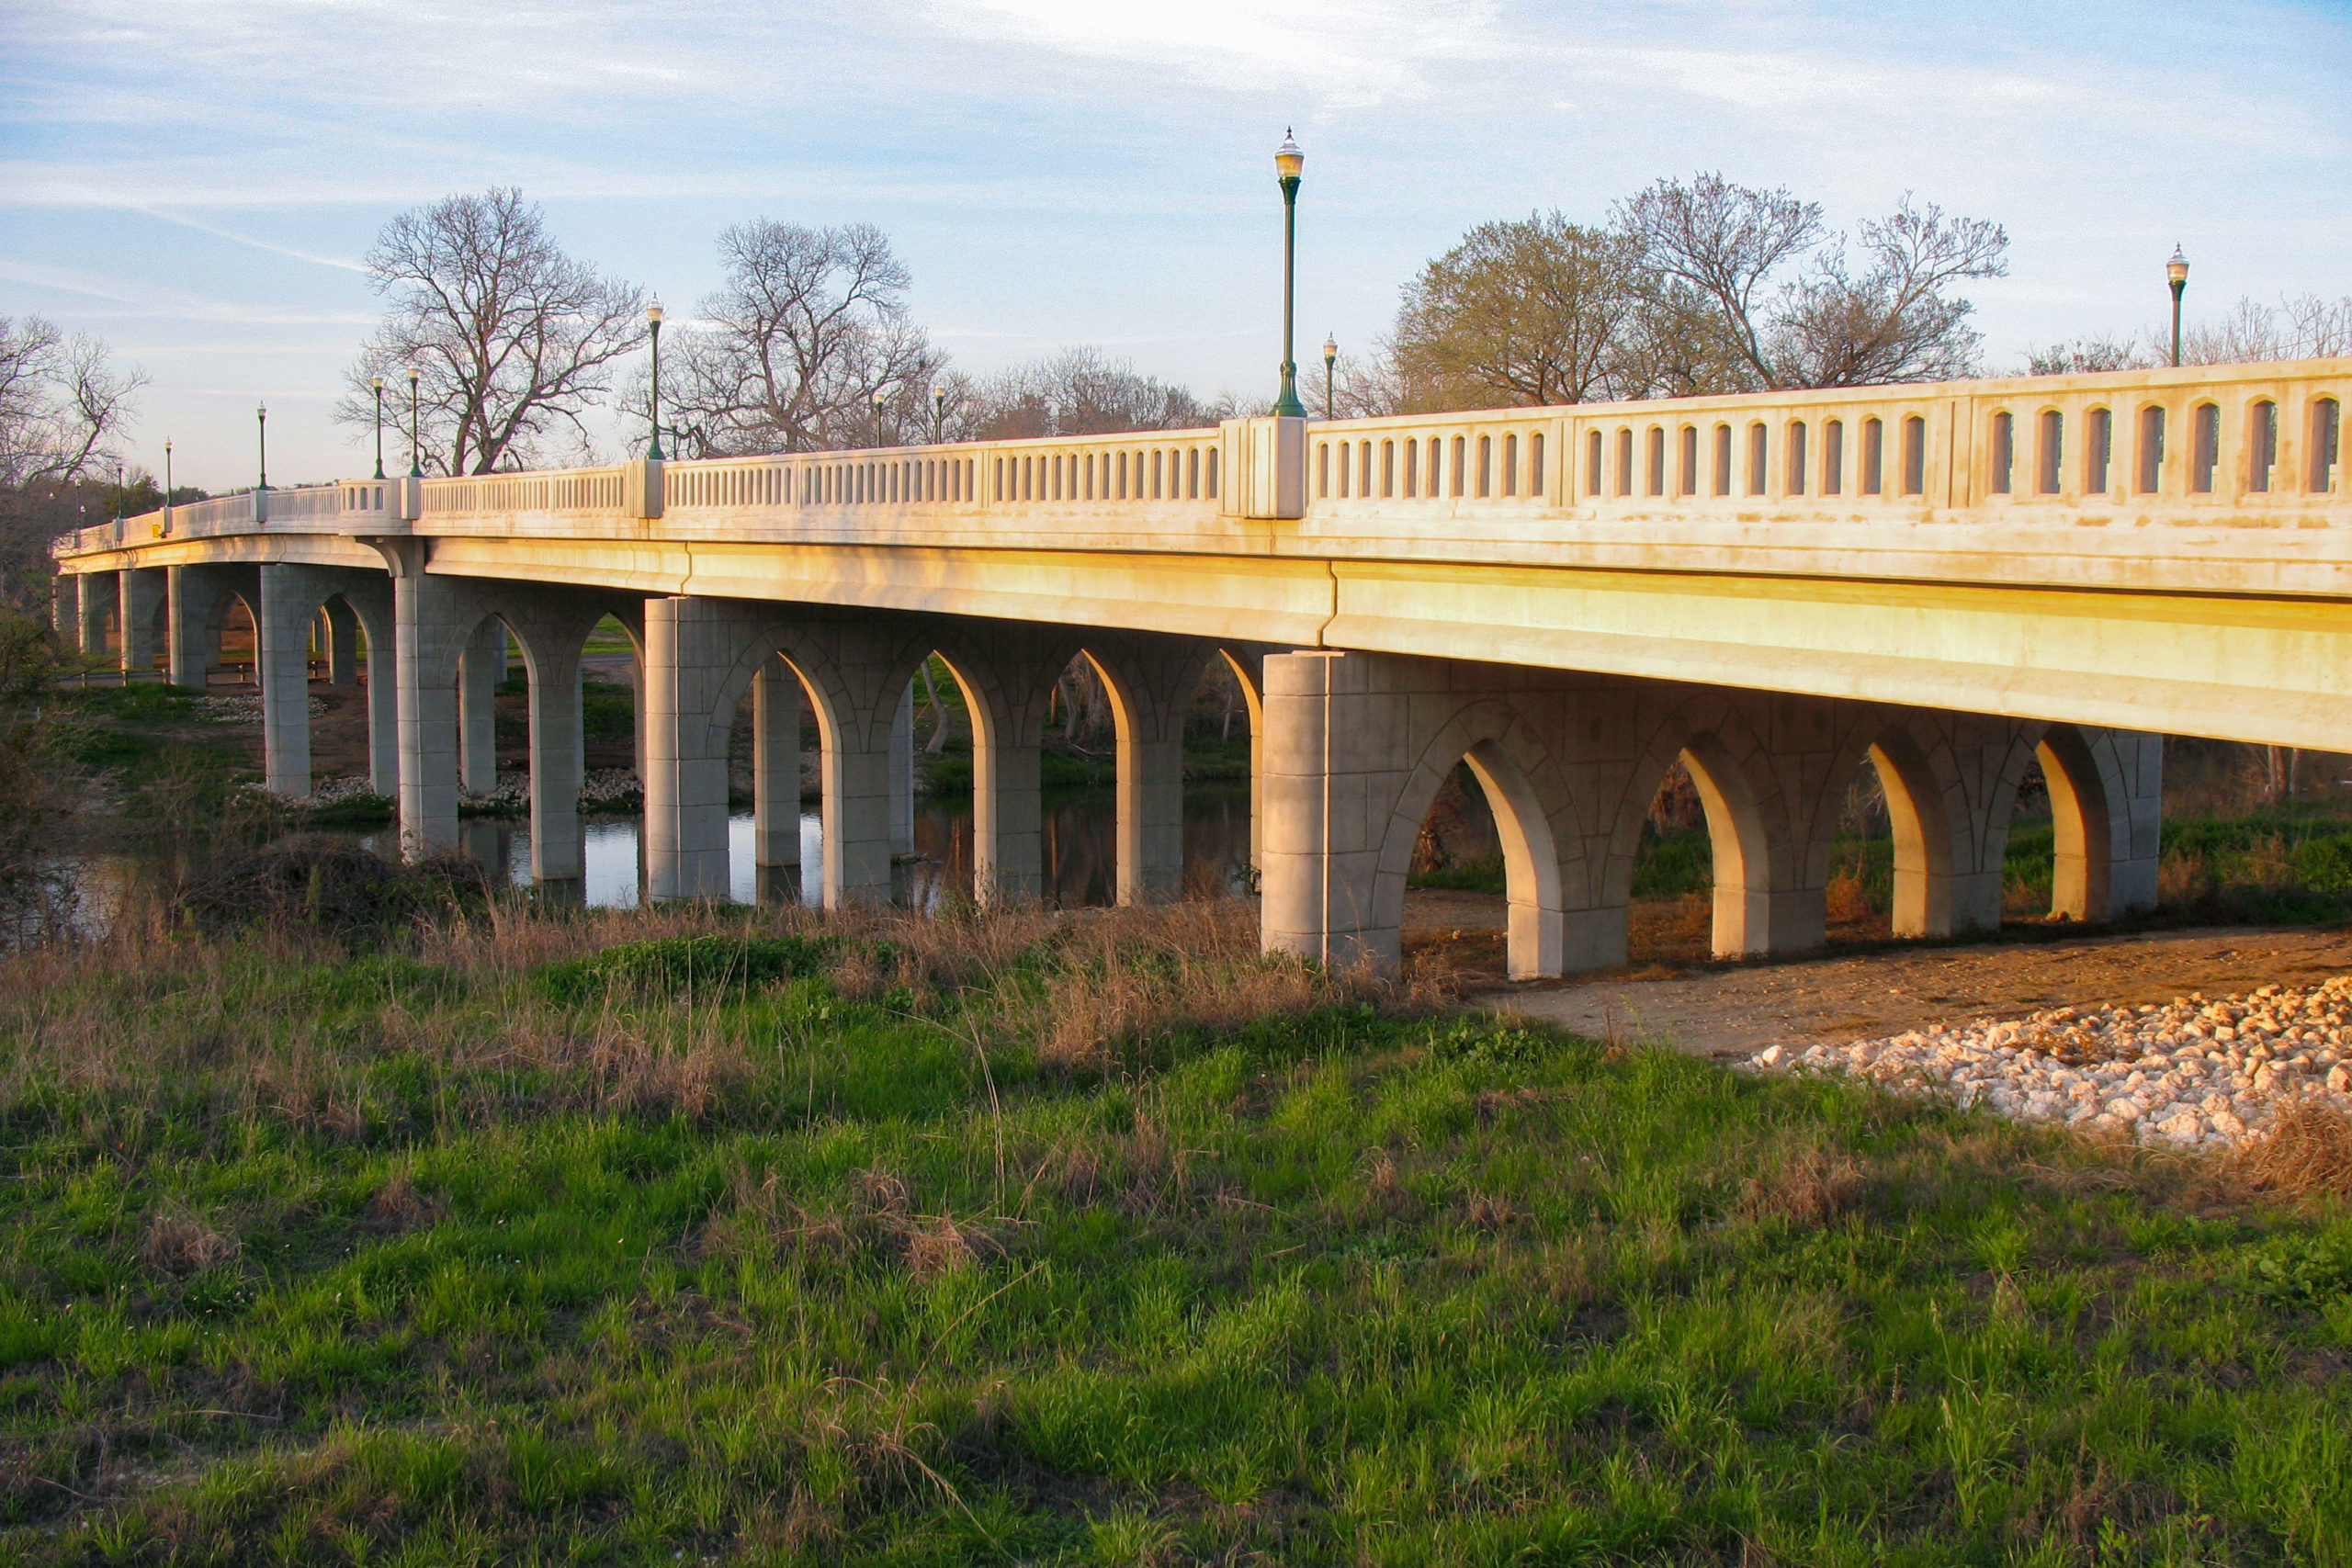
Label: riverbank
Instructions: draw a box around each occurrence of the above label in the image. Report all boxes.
[2,890,2349,1560]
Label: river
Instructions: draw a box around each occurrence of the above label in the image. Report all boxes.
[58,787,1255,926]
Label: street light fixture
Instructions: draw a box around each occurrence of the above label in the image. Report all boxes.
[2166,245,2190,368]
[646,301,665,460]
[371,374,386,479]
[1271,130,1306,419]
[406,365,422,478]
[163,440,173,525]
[932,384,947,444]
[874,388,890,446]
[1322,333,1338,421]
[256,401,268,496]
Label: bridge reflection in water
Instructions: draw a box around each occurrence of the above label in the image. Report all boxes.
[435,789,1256,911]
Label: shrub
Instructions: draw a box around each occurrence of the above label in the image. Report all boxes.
[177,836,488,943]
[536,933,832,1004]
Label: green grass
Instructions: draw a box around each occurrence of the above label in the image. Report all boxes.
[0,899,2349,1562]
[1413,813,2352,932]
[49,684,252,792]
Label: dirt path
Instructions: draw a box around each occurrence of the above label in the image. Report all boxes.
[1479,925,2352,1060]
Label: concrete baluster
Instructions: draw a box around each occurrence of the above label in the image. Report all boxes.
[391,565,462,858]
[753,659,802,872]
[459,619,503,795]
[365,621,399,800]
[820,678,902,908]
[526,635,586,884]
[890,680,915,853]
[165,566,214,689]
[323,599,363,686]
[119,568,163,675]
[642,596,732,900]
[76,572,110,657]
[256,563,314,799]
[970,694,1045,907]
[1089,636,1212,906]
[51,577,77,647]
[1260,650,1396,968]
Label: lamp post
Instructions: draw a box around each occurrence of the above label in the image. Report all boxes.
[1322,333,1337,421]
[646,301,665,460]
[406,366,422,478]
[874,387,889,446]
[163,439,173,530]
[1272,130,1306,419]
[255,401,268,496]
[2166,245,2189,368]
[932,384,946,444]
[370,374,386,479]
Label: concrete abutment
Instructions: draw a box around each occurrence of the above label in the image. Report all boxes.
[1258,649,2163,977]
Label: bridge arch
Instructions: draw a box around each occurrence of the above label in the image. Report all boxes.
[1375,699,1585,981]
[2034,724,2161,920]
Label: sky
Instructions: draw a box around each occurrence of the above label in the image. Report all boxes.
[3,0,2348,490]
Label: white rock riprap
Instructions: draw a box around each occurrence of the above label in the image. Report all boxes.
[1749,976,2352,1148]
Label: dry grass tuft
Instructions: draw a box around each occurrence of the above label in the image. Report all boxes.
[832,944,890,1004]
[1464,1193,1521,1232]
[2236,1100,2352,1200]
[1741,1145,1866,1227]
[1003,898,1446,1075]
[1825,868,1883,924]
[901,1213,995,1279]
[370,1171,448,1232]
[141,1208,240,1276]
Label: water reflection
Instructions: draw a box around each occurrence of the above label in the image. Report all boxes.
[300,789,1250,911]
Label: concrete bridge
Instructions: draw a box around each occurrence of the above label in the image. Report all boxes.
[51,360,2352,975]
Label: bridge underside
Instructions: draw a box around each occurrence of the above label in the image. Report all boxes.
[60,530,2350,753]
[60,554,2190,977]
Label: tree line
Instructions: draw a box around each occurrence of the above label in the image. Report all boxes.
[328,175,2023,472]
[332,191,1228,474]
[7,174,2352,605]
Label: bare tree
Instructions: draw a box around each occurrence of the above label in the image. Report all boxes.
[653,221,944,456]
[1322,350,1407,419]
[338,189,644,474]
[1390,214,1649,408]
[1618,175,2005,389]
[0,317,143,487]
[2022,335,2152,376]
[1767,199,2008,386]
[959,346,1207,440]
[2165,294,2352,367]
[1617,174,1825,390]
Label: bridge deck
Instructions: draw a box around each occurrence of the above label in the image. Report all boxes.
[55,361,2352,751]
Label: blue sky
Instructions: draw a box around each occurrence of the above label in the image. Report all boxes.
[4,0,2347,490]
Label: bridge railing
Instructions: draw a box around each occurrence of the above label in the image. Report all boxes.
[173,491,262,536]
[50,360,2352,567]
[1313,360,2347,521]
[421,466,627,518]
[655,427,1227,519]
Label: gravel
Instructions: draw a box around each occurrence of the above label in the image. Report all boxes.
[195,693,328,722]
[1750,976,2352,1149]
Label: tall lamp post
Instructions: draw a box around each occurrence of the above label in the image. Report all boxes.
[406,366,422,478]
[646,301,665,460]
[1271,130,1306,418]
[932,384,946,443]
[2167,245,2189,368]
[255,401,268,495]
[163,439,173,531]
[371,374,386,479]
[1322,333,1337,421]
